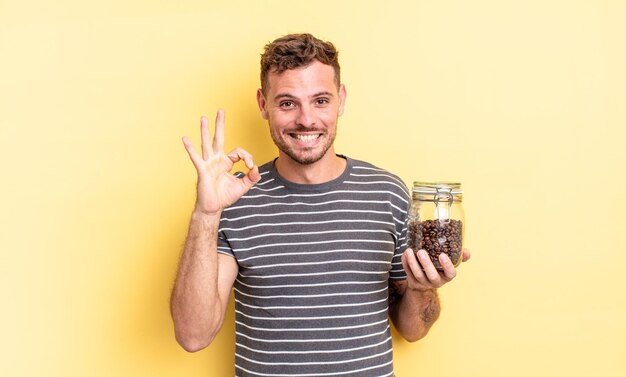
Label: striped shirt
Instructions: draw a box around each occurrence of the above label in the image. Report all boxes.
[217,156,410,377]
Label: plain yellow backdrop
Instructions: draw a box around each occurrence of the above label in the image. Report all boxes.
[1,0,625,376]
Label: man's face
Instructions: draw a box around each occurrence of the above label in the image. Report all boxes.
[257,60,346,166]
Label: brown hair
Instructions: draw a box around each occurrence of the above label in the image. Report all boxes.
[260,33,340,94]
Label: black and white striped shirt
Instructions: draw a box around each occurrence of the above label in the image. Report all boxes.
[217,156,410,377]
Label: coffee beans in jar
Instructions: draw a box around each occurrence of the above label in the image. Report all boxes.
[407,182,465,270]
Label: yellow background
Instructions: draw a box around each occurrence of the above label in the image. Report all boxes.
[2,0,625,376]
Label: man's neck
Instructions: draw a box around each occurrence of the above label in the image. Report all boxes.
[275,152,347,185]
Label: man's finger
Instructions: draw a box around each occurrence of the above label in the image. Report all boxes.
[461,248,471,263]
[439,253,457,281]
[200,116,211,160]
[182,136,203,169]
[417,249,442,286]
[212,109,225,154]
[403,249,426,284]
[227,148,255,169]
[240,165,261,188]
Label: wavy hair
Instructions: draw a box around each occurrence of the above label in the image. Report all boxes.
[260,33,340,94]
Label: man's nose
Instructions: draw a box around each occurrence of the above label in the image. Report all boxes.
[295,104,315,128]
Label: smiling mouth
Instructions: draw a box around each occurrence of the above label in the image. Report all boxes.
[290,133,322,142]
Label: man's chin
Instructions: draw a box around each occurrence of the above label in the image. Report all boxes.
[282,149,329,166]
[287,154,324,165]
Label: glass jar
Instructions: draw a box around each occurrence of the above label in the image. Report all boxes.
[407,181,465,270]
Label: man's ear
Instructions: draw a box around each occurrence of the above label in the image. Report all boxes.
[256,89,269,120]
[338,84,347,117]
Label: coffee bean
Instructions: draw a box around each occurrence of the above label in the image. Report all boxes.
[408,219,463,270]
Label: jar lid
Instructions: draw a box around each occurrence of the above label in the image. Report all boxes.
[412,181,463,194]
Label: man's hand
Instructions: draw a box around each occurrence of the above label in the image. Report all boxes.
[388,248,470,342]
[182,109,261,215]
[401,248,471,290]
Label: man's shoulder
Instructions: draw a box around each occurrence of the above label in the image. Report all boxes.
[350,158,393,173]
[348,157,407,183]
[346,157,410,197]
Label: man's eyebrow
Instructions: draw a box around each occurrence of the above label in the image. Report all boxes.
[311,91,335,98]
[273,91,335,101]
[274,93,296,101]
[311,91,334,97]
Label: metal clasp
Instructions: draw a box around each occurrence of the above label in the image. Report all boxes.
[433,187,453,224]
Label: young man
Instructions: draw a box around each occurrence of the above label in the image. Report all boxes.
[171,33,470,376]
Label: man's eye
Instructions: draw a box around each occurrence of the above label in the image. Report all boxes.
[280,101,295,108]
[316,98,329,105]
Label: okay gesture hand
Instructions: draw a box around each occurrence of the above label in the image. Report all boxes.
[182,109,261,216]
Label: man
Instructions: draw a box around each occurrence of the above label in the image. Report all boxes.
[171,33,470,376]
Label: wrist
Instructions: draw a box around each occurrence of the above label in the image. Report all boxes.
[191,208,222,222]
[408,287,438,296]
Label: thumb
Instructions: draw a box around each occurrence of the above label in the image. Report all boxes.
[240,165,261,190]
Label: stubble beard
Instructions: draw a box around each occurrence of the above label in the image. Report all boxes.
[270,127,337,165]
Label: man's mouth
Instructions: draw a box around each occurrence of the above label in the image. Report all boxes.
[290,133,322,142]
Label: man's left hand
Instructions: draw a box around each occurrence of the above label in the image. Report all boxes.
[401,248,471,291]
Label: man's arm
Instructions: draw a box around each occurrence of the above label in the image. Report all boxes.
[170,212,238,352]
[170,110,260,352]
[389,248,470,342]
[388,280,440,342]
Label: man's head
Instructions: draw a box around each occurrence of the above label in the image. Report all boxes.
[256,33,346,170]
[260,33,340,96]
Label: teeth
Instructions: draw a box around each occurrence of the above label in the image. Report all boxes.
[293,134,320,142]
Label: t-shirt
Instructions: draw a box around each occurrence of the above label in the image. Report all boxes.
[217,156,410,377]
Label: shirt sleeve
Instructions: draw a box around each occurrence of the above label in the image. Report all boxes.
[217,218,235,258]
[389,183,410,281]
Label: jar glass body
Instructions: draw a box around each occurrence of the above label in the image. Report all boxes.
[407,182,465,270]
